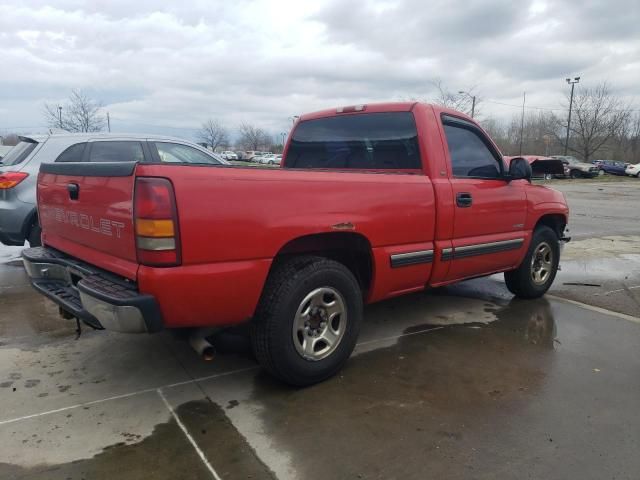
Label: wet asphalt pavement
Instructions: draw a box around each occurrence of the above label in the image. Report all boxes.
[0,180,639,479]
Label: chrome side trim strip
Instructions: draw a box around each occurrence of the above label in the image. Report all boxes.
[453,238,524,259]
[441,248,453,261]
[390,249,434,268]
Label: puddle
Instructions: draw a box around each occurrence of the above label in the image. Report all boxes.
[0,399,273,480]
[0,263,78,345]
[196,297,558,480]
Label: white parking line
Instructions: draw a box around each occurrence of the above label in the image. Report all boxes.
[0,326,450,427]
[547,294,640,324]
[0,366,258,427]
[355,326,445,347]
[601,285,640,296]
[157,389,222,480]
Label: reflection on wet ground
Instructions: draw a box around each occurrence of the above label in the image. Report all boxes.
[1,245,639,478]
[198,299,639,480]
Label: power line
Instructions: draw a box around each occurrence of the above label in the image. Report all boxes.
[483,99,640,112]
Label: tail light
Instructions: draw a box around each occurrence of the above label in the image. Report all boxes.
[0,172,28,189]
[134,177,181,267]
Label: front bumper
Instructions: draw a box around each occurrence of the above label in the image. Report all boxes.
[22,247,163,333]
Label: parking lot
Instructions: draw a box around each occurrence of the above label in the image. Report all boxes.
[1,180,639,480]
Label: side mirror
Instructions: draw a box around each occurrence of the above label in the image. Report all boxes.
[508,157,532,182]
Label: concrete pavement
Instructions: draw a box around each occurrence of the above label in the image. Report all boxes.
[0,179,639,479]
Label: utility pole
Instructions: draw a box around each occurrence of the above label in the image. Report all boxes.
[519,92,526,155]
[58,106,63,128]
[280,132,286,147]
[458,91,476,118]
[290,115,299,125]
[564,77,580,155]
[107,112,111,132]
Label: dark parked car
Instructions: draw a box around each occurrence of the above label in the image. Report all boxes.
[593,160,628,176]
[551,156,599,178]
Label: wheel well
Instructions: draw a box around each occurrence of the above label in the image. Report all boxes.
[535,214,566,239]
[21,209,39,239]
[274,232,373,296]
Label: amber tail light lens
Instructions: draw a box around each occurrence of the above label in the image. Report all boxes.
[0,172,28,189]
[133,177,181,267]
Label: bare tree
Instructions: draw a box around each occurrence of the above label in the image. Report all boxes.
[431,79,481,117]
[197,119,229,151]
[44,89,106,132]
[623,113,640,164]
[237,123,271,151]
[550,82,631,162]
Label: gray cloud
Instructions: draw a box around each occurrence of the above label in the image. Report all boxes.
[0,0,638,138]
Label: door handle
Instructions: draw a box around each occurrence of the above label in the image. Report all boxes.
[67,183,79,200]
[456,192,472,208]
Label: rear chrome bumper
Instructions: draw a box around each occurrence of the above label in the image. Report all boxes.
[22,247,163,333]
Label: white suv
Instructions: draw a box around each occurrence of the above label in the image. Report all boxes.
[625,163,640,177]
[0,133,227,247]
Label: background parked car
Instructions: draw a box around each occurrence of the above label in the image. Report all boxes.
[259,153,280,165]
[503,155,564,179]
[625,163,640,177]
[0,133,227,247]
[251,151,273,162]
[221,151,238,160]
[551,155,599,178]
[593,160,628,176]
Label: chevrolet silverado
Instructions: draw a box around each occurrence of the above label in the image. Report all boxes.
[23,102,570,385]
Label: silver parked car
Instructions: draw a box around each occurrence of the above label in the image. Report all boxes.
[0,133,227,247]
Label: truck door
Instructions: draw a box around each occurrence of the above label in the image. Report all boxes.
[439,115,527,281]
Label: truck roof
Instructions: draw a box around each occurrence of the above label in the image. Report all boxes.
[298,102,475,123]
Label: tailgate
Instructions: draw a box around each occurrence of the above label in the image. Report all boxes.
[37,162,138,279]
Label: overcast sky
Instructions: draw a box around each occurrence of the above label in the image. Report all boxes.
[1,0,638,140]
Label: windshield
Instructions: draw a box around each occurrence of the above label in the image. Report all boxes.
[0,141,38,166]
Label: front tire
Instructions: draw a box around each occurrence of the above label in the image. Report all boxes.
[570,170,581,179]
[505,226,560,299]
[251,256,363,386]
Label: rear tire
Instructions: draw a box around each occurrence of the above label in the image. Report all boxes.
[27,221,42,247]
[505,226,560,299]
[251,256,362,386]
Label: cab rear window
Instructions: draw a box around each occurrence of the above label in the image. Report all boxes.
[286,112,422,170]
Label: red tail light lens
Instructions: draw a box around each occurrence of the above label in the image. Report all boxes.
[0,172,28,189]
[134,177,181,267]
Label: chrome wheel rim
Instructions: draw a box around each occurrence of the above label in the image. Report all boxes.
[531,242,553,285]
[292,287,347,361]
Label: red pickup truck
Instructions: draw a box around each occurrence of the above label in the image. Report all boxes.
[23,102,569,385]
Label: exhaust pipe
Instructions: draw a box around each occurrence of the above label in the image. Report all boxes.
[189,328,217,361]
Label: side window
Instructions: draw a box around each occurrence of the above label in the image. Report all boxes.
[55,142,87,162]
[88,141,144,162]
[286,112,422,170]
[152,142,221,165]
[443,122,502,178]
